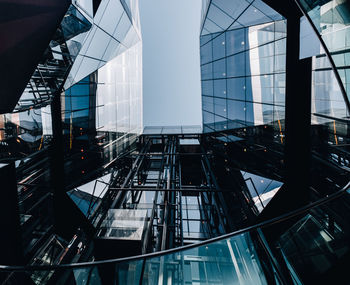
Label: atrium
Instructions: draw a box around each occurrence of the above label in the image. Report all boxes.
[0,0,349,284]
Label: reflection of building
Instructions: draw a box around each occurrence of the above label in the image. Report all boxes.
[0,0,350,284]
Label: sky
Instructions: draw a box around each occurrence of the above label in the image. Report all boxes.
[139,0,202,127]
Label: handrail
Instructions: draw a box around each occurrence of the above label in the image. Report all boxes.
[1,181,349,272]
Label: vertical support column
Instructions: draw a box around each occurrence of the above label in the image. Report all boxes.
[259,14,312,221]
[283,16,312,208]
[50,92,95,240]
[50,91,67,236]
[0,163,23,265]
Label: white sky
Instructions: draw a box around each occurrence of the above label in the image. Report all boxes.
[139,0,202,127]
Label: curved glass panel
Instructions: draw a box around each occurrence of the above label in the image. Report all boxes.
[299,0,350,100]
[2,186,350,285]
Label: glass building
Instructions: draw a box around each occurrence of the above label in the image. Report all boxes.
[0,0,350,284]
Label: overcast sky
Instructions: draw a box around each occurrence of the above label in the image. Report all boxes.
[139,0,202,127]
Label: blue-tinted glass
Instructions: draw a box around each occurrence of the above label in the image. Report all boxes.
[201,63,213,80]
[226,28,246,56]
[200,34,212,46]
[203,17,222,34]
[261,88,273,104]
[213,0,250,20]
[203,124,215,133]
[201,40,213,64]
[227,99,245,121]
[246,45,274,76]
[227,77,245,100]
[262,103,274,124]
[275,20,287,40]
[246,102,270,126]
[214,97,227,117]
[227,52,245,77]
[252,0,284,21]
[247,22,275,50]
[245,76,253,101]
[212,33,226,60]
[202,95,214,112]
[207,3,234,31]
[201,80,213,96]
[203,110,215,125]
[213,59,226,79]
[258,75,274,103]
[245,102,255,125]
[245,76,273,104]
[213,79,227,98]
[238,5,272,27]
[215,115,227,131]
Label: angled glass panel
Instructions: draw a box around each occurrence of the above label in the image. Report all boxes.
[299,0,350,101]
[97,0,124,35]
[241,170,283,212]
[203,17,224,34]
[113,12,132,43]
[200,34,213,46]
[102,37,121,61]
[207,3,234,31]
[252,0,284,22]
[73,57,100,84]
[122,26,140,49]
[215,115,228,131]
[203,110,215,126]
[212,0,251,21]
[84,28,110,59]
[238,4,273,27]
[75,0,93,18]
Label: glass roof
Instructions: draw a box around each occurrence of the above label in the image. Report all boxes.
[143,125,202,135]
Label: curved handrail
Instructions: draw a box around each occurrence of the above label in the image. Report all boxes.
[1,181,349,272]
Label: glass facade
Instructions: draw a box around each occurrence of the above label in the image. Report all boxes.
[1,1,350,284]
[0,0,143,170]
[297,0,350,167]
[201,0,286,142]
